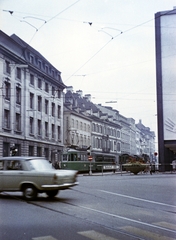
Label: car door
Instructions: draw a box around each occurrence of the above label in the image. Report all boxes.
[3,160,24,190]
[0,160,4,190]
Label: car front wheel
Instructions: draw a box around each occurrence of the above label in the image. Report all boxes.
[46,190,59,198]
[23,185,38,200]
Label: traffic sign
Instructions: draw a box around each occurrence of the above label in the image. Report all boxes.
[88,156,93,161]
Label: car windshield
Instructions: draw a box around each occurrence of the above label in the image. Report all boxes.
[28,159,53,171]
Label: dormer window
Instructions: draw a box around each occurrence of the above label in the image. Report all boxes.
[30,56,34,64]
[45,65,48,74]
[38,61,42,69]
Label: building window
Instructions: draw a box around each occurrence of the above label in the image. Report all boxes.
[38,96,42,111]
[4,81,10,100]
[38,78,42,89]
[80,134,83,145]
[38,61,42,69]
[84,135,86,145]
[16,67,21,79]
[51,102,55,116]
[117,130,120,138]
[16,113,21,131]
[80,122,82,130]
[44,148,49,159]
[117,142,120,152]
[72,119,74,128]
[52,124,55,138]
[30,74,34,85]
[4,110,10,129]
[5,60,11,74]
[52,70,55,77]
[45,99,48,114]
[45,65,48,74]
[37,147,42,157]
[58,126,61,141]
[29,146,34,156]
[88,124,90,132]
[57,105,61,119]
[45,82,49,92]
[30,117,34,134]
[16,87,21,104]
[52,86,55,96]
[45,122,48,137]
[88,136,90,146]
[30,93,34,109]
[30,56,34,64]
[76,120,78,129]
[38,119,41,136]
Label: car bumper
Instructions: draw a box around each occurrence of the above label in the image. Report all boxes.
[41,182,79,190]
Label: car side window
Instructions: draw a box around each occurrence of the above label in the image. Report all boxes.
[6,160,23,170]
[0,160,4,170]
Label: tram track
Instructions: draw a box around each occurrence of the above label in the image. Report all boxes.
[2,192,176,240]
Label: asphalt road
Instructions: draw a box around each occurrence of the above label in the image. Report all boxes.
[0,172,176,240]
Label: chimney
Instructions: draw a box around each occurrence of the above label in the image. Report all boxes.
[84,94,91,101]
[76,90,83,97]
[66,86,73,93]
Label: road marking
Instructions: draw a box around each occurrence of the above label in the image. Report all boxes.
[154,222,176,231]
[78,230,118,240]
[78,205,176,234]
[120,226,176,240]
[99,190,176,208]
[32,236,57,240]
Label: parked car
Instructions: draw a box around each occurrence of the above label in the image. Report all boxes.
[0,156,78,200]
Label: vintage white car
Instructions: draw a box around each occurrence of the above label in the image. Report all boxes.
[0,156,78,200]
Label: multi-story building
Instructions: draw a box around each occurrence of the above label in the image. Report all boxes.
[136,120,155,161]
[0,31,66,164]
[63,104,91,150]
[64,87,122,162]
[64,87,155,163]
[155,7,176,171]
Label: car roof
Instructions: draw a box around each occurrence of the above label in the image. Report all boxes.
[0,156,45,161]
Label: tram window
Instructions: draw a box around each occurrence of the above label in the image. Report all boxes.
[63,154,68,161]
[77,153,81,161]
[68,154,77,161]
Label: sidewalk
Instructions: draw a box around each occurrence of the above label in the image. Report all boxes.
[81,170,176,176]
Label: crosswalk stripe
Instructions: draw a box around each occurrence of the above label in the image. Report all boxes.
[154,222,176,231]
[120,226,175,240]
[32,236,57,240]
[78,230,118,240]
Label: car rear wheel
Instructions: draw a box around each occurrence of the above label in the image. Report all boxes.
[46,190,59,198]
[23,185,38,200]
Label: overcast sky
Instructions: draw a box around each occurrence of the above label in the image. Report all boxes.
[1,0,176,141]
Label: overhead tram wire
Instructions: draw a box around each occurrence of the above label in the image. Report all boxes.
[65,8,176,82]
[2,0,81,74]
[3,0,81,45]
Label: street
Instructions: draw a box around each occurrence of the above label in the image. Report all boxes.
[0,172,176,240]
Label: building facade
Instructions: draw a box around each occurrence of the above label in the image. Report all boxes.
[155,8,176,171]
[64,87,155,163]
[0,31,66,164]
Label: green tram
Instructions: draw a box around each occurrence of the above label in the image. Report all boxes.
[61,148,117,173]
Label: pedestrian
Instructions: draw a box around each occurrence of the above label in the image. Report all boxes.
[149,162,152,175]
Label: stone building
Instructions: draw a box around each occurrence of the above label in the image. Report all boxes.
[0,30,66,163]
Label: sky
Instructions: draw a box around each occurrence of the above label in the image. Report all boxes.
[0,0,176,144]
